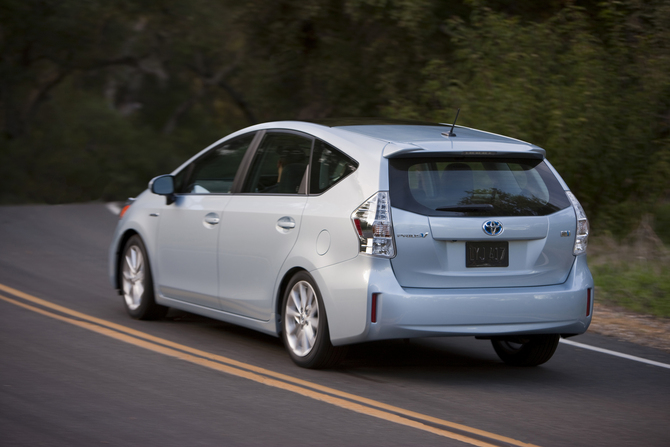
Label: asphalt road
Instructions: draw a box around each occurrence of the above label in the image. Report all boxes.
[1,203,668,447]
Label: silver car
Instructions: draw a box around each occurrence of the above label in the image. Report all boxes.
[109,120,593,368]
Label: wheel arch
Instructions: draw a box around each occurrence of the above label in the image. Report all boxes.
[277,268,348,368]
[275,266,310,334]
[114,229,140,292]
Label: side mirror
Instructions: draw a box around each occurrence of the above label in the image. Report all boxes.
[149,175,176,205]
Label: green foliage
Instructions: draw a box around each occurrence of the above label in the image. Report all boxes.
[654,203,670,245]
[1,0,669,226]
[1,84,157,203]
[592,263,670,318]
[0,78,231,203]
[4,0,669,320]
[380,2,670,231]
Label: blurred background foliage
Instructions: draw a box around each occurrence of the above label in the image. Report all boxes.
[1,0,669,240]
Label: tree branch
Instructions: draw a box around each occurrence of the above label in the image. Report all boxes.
[162,91,202,135]
[182,58,257,126]
[24,69,70,129]
[217,79,257,125]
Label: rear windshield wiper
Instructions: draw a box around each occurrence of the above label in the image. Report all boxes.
[435,204,494,212]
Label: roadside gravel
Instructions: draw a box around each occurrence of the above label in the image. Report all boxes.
[589,302,670,353]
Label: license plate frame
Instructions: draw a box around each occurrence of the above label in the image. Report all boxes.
[466,241,509,268]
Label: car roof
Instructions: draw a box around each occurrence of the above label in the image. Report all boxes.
[221,119,546,161]
[314,119,546,158]
[172,119,547,182]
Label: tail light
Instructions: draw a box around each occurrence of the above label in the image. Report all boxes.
[566,191,589,255]
[351,192,396,258]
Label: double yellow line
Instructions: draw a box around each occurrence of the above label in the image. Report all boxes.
[0,282,539,447]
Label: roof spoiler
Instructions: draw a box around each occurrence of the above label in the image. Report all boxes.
[383,143,546,159]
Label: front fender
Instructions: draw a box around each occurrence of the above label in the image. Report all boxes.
[108,190,164,291]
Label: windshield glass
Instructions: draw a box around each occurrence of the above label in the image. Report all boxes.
[389,157,570,217]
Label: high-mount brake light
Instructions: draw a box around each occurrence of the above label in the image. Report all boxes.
[351,192,396,258]
[566,191,589,255]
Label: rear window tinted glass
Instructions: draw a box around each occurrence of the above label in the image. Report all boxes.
[389,157,570,217]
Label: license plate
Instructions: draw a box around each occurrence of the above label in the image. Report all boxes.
[466,241,509,268]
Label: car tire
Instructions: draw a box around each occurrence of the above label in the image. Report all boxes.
[281,272,347,369]
[491,334,560,367]
[120,235,168,320]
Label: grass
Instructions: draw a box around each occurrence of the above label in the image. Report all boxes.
[591,262,670,318]
[587,215,670,319]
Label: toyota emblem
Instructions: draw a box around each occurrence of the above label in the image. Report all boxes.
[482,220,503,236]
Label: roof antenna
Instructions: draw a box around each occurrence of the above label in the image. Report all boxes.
[442,108,460,137]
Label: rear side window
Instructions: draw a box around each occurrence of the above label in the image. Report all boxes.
[242,132,312,194]
[389,157,570,217]
[310,140,358,194]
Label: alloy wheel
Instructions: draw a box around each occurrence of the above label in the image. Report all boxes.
[284,280,320,357]
[122,245,145,311]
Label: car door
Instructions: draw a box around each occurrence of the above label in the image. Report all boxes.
[154,132,257,308]
[217,131,312,320]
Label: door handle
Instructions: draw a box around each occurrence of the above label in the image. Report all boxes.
[277,216,296,229]
[204,213,220,225]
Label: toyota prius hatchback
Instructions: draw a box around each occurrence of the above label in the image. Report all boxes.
[109,119,593,368]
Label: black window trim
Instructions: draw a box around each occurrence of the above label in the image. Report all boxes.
[173,130,262,196]
[237,129,315,196]
[230,130,266,194]
[171,128,359,197]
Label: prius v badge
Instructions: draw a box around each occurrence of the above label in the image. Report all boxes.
[397,233,429,238]
[483,220,503,236]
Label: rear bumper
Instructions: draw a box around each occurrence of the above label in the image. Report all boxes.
[316,255,593,346]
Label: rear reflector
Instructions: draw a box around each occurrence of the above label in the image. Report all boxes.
[371,293,379,323]
[354,218,363,238]
[119,204,131,219]
[119,198,136,219]
[586,288,592,317]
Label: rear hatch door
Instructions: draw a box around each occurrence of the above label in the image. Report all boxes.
[389,155,575,288]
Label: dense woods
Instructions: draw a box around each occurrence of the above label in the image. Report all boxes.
[1,0,669,237]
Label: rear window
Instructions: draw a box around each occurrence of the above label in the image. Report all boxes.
[389,157,570,217]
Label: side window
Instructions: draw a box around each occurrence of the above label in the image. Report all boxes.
[310,140,358,194]
[179,132,255,194]
[242,133,312,194]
